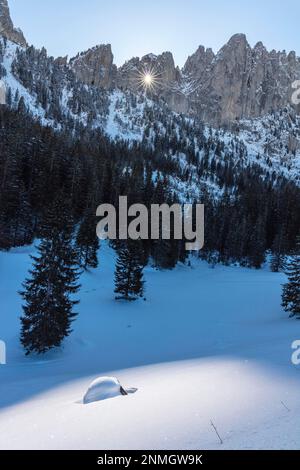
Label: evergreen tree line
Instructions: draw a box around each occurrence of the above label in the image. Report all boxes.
[0,105,299,353]
[0,105,299,269]
[282,237,300,319]
[19,194,145,355]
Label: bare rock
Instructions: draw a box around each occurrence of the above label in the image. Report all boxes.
[70,44,117,89]
[0,0,27,47]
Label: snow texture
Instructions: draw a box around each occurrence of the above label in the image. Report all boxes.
[83,376,135,404]
[0,244,300,449]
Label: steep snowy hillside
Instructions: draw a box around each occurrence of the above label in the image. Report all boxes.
[0,244,299,450]
[238,109,300,184]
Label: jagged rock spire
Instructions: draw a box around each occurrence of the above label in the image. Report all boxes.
[0,0,27,47]
[70,44,117,89]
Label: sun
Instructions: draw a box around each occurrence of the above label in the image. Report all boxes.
[143,73,153,87]
[135,66,162,93]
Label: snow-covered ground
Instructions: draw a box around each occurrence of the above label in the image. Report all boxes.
[0,244,299,450]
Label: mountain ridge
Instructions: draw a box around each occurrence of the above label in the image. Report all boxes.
[1,37,299,190]
[1,0,300,126]
[0,0,299,192]
[68,33,300,125]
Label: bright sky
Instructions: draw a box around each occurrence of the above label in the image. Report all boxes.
[9,0,300,66]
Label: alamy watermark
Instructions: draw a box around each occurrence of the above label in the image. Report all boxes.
[0,80,6,105]
[291,80,300,105]
[0,340,6,365]
[291,340,300,366]
[96,197,204,251]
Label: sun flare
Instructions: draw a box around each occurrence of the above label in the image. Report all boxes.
[143,73,153,87]
[135,66,162,93]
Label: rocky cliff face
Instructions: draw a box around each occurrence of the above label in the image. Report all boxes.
[117,52,180,96]
[72,33,300,126]
[0,0,26,47]
[182,34,300,125]
[116,51,187,110]
[70,44,117,90]
[1,0,299,126]
[118,51,179,90]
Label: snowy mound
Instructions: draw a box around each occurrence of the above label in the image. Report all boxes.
[83,377,137,404]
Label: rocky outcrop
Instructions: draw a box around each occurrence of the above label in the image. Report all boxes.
[181,34,300,125]
[54,56,68,67]
[70,44,117,89]
[183,45,215,78]
[115,34,300,125]
[189,34,255,125]
[0,0,26,47]
[2,0,300,126]
[117,50,189,112]
[117,51,179,91]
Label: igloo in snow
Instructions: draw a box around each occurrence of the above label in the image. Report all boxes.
[83,376,137,404]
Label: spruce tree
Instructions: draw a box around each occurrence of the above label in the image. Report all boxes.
[20,198,81,355]
[76,208,99,270]
[248,216,266,269]
[270,230,286,273]
[282,237,300,318]
[152,238,179,270]
[114,240,145,301]
[270,250,285,273]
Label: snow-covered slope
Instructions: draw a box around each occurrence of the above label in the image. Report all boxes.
[238,109,300,184]
[1,38,299,191]
[1,41,53,125]
[0,244,299,450]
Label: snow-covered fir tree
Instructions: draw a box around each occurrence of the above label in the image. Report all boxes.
[76,207,99,270]
[114,240,145,301]
[270,251,286,273]
[282,237,300,318]
[270,229,287,272]
[20,198,81,355]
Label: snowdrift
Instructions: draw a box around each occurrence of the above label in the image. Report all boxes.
[83,376,137,404]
